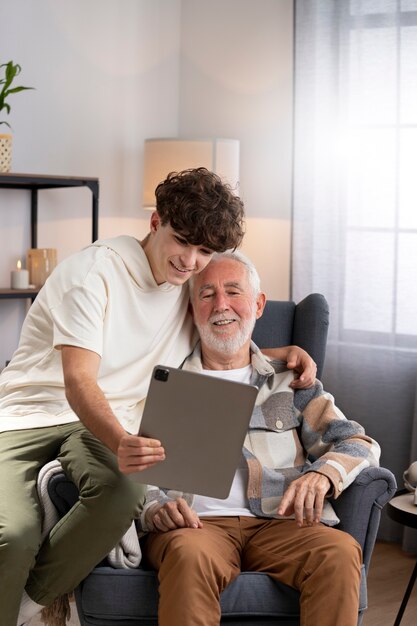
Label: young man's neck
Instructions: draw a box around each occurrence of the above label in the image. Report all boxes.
[140,232,165,285]
[140,233,150,249]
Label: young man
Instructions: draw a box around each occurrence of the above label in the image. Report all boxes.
[0,168,315,626]
[140,250,381,626]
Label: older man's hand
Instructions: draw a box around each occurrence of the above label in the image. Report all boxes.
[277,472,331,527]
[147,498,203,532]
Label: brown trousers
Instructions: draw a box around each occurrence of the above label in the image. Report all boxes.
[143,516,362,626]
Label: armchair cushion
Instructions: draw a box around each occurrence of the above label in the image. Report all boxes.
[75,565,368,626]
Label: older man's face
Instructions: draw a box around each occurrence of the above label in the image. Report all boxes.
[191,258,265,355]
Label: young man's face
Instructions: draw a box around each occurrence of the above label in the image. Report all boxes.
[146,212,215,286]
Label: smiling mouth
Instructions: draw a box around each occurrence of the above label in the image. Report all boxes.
[170,261,193,273]
[210,317,238,328]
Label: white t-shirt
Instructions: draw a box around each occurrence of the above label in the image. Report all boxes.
[0,236,196,433]
[192,365,255,517]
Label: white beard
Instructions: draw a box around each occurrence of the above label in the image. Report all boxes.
[196,308,257,355]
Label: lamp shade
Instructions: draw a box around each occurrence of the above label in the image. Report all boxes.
[143,138,240,209]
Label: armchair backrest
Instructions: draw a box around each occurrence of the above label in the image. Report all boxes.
[252,293,329,379]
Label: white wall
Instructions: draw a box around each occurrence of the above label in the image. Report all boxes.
[0,0,293,368]
[179,0,293,300]
[0,0,182,367]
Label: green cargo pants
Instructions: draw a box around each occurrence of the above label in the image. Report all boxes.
[0,422,145,626]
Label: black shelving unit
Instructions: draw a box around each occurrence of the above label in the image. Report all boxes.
[0,173,99,299]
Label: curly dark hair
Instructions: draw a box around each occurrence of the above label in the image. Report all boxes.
[155,167,245,252]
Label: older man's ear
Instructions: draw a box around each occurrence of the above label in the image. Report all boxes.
[255,292,267,320]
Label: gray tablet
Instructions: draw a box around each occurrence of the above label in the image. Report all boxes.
[130,364,258,498]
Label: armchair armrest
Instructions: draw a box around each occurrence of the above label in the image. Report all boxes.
[331,467,397,573]
[47,472,78,515]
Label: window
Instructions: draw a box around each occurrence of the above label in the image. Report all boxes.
[341,1,417,344]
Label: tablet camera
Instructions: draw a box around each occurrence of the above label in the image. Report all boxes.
[154,367,169,382]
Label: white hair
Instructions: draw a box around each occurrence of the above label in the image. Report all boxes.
[189,250,261,298]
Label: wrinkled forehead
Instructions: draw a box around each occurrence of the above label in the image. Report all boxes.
[192,258,249,293]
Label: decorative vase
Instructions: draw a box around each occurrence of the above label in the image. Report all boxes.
[27,248,58,287]
[0,133,12,172]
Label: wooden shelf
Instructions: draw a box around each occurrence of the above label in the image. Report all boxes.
[0,287,40,299]
[0,172,99,246]
[0,172,99,304]
[0,172,99,188]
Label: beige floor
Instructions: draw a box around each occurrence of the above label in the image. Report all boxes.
[363,541,417,626]
[26,540,417,626]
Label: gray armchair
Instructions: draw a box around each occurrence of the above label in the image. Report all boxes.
[47,294,397,626]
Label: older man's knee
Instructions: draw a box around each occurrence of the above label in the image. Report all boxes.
[165,531,210,560]
[333,530,361,560]
[159,530,226,581]
[318,529,362,581]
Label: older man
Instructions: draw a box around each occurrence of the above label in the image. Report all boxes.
[139,251,381,626]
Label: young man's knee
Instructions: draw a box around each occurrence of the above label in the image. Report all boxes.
[0,523,40,566]
[80,474,145,517]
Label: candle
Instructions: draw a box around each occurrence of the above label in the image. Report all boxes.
[11,259,29,289]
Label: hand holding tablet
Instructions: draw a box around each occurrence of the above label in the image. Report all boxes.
[129,365,258,498]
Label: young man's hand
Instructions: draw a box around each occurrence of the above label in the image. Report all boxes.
[261,345,317,388]
[286,346,317,388]
[117,434,165,474]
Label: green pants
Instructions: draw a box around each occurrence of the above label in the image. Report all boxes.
[0,422,146,626]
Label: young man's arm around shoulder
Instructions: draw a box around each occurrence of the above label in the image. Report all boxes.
[261,345,317,388]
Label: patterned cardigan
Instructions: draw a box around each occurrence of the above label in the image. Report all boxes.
[139,342,380,530]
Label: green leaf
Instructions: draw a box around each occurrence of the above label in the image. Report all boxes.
[5,86,34,95]
[0,60,34,124]
[4,62,18,90]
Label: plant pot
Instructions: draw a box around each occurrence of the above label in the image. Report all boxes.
[0,133,12,172]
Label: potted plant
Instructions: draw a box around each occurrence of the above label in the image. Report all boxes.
[0,60,34,173]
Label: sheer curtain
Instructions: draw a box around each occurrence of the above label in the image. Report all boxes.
[293,0,417,549]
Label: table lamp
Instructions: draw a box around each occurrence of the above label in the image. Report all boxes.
[142,138,240,210]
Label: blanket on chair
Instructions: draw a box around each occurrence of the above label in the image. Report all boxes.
[37,459,142,569]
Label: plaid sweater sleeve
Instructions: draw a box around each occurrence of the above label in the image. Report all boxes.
[293,381,381,498]
[138,485,193,532]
